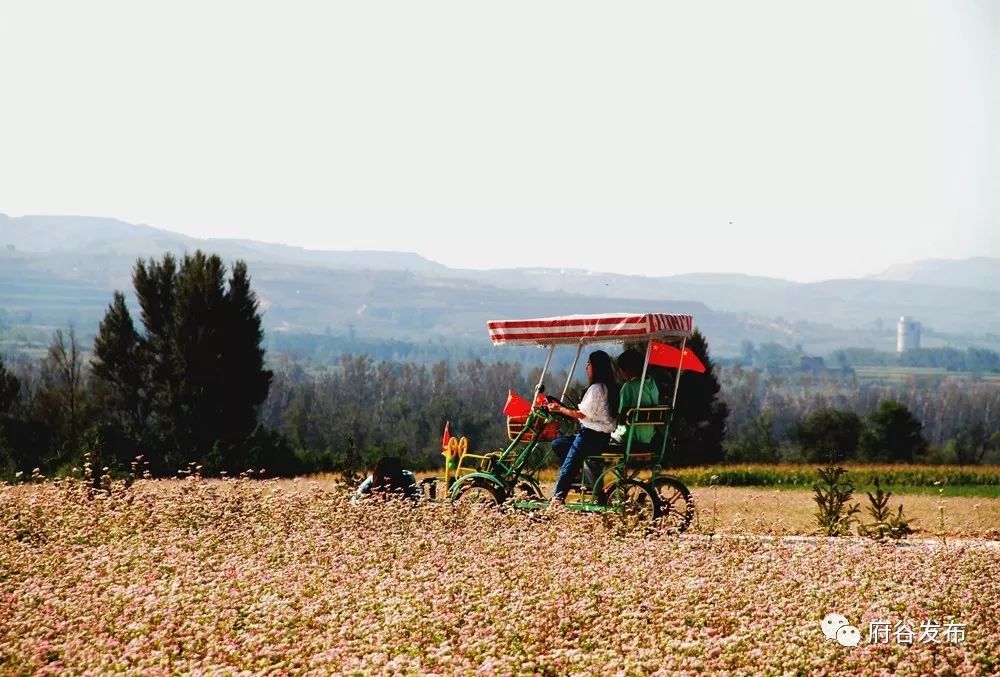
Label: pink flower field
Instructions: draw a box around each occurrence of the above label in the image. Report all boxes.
[1,477,998,675]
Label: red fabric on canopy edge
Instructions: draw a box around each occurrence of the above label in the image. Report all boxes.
[487,313,693,345]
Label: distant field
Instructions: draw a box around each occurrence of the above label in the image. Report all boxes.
[681,486,1000,539]
[669,463,1000,498]
[853,365,1000,383]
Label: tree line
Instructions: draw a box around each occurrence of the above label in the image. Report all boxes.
[734,340,1000,374]
[1,252,998,482]
[722,365,1000,464]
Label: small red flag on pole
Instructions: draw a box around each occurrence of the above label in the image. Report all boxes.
[502,389,533,417]
[441,421,452,449]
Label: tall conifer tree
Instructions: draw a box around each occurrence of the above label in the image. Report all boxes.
[91,251,273,474]
[654,329,729,466]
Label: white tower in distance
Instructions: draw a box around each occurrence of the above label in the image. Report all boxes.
[897,316,921,353]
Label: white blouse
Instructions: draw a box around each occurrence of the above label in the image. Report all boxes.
[577,383,616,434]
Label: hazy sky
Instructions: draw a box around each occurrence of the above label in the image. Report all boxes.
[1,1,996,281]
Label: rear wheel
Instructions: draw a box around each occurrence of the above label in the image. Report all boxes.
[599,479,661,524]
[652,476,694,533]
[512,479,543,501]
[451,478,504,507]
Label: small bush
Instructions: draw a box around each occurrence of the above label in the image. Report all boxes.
[857,477,913,540]
[812,466,859,536]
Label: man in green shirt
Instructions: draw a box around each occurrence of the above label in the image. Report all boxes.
[611,348,660,447]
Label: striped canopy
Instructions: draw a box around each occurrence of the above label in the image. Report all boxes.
[487,313,694,346]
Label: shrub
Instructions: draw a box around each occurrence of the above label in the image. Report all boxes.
[857,477,913,540]
[812,466,859,536]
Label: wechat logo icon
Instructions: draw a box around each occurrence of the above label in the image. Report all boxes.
[822,613,861,647]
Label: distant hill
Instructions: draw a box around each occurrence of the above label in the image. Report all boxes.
[869,257,1000,291]
[1,213,998,359]
[0,214,444,273]
[451,266,1000,336]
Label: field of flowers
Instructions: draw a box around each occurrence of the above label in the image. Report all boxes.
[2,476,998,675]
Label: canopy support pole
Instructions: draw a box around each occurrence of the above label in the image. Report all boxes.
[637,341,652,411]
[536,344,556,398]
[560,342,584,401]
[670,337,688,409]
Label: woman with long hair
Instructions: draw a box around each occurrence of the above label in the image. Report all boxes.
[545,350,619,504]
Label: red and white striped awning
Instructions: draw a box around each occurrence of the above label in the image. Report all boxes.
[487,313,694,346]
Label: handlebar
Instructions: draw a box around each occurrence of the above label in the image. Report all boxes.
[535,394,576,422]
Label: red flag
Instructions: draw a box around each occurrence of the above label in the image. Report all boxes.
[649,341,707,373]
[678,347,707,373]
[441,421,452,449]
[502,389,532,417]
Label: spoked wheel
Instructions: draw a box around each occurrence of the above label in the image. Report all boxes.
[451,478,504,508]
[599,479,661,524]
[652,476,694,533]
[512,479,544,502]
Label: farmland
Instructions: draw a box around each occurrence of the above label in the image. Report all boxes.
[2,475,998,674]
[853,366,1000,384]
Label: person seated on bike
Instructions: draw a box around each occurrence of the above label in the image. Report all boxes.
[610,348,660,449]
[579,348,661,488]
[544,350,619,505]
[354,456,420,501]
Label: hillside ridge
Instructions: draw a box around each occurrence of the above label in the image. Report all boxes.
[2,213,998,357]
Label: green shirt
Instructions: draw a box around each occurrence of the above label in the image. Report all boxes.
[614,377,660,444]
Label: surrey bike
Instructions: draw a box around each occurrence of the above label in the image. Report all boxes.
[424,312,699,531]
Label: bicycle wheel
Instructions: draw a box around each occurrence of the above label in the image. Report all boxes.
[512,479,544,501]
[652,476,694,533]
[602,478,661,524]
[451,477,503,507]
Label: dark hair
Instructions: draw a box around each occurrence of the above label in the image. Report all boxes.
[371,456,406,493]
[617,348,644,376]
[588,350,619,419]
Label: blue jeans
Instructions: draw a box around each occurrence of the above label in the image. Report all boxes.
[551,428,611,500]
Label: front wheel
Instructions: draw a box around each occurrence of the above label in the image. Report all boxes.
[451,478,504,508]
[651,476,694,533]
[598,479,661,524]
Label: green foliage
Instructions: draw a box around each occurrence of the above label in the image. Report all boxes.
[792,408,862,463]
[751,342,802,369]
[946,421,998,465]
[91,292,145,437]
[659,330,729,466]
[34,329,90,472]
[724,413,780,463]
[859,400,928,463]
[812,466,860,536]
[0,356,19,413]
[833,346,1000,373]
[274,355,533,473]
[0,356,22,481]
[857,477,913,540]
[673,464,1000,491]
[91,251,275,476]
